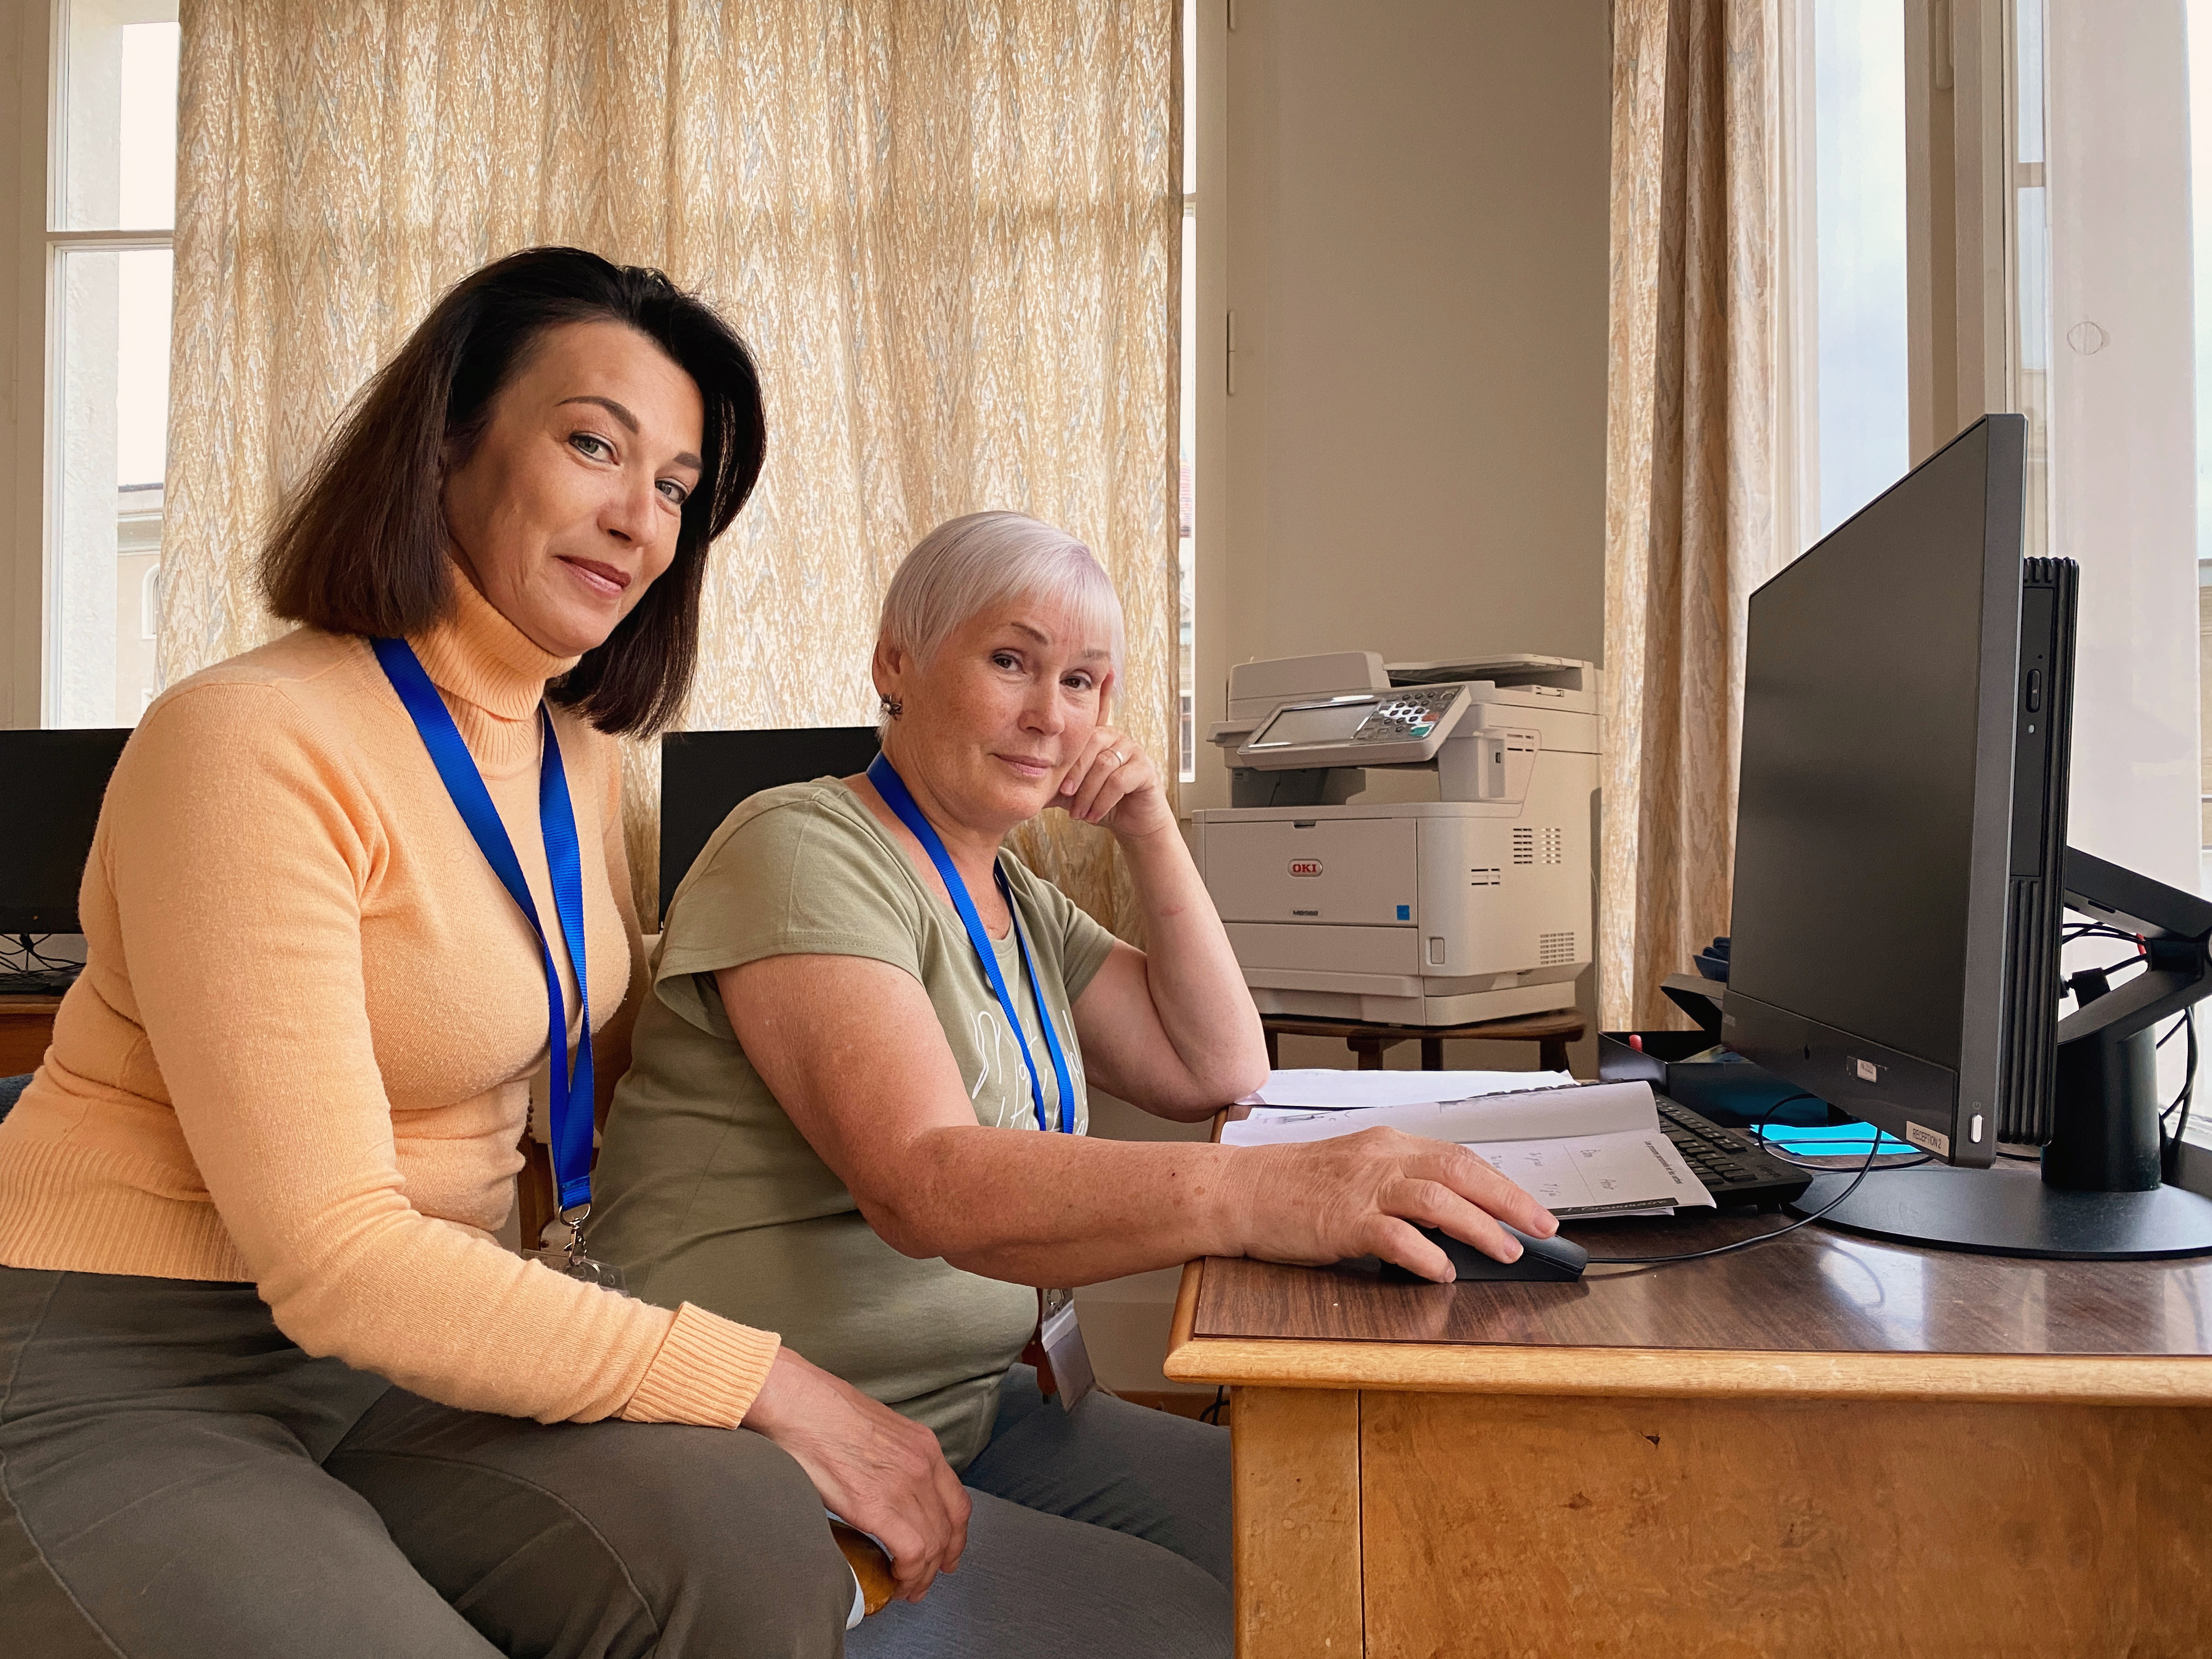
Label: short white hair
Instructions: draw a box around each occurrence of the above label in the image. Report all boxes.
[878,511,1126,680]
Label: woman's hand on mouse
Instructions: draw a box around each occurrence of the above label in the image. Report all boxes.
[1227,1128,1559,1283]
[742,1347,970,1602]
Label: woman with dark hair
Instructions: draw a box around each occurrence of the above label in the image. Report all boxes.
[0,247,963,1657]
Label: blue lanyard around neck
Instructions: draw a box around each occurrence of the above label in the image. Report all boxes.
[867,753,1077,1134]
[372,637,596,1211]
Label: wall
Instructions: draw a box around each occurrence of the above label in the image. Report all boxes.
[1192,0,1611,812]
[1078,0,1614,1395]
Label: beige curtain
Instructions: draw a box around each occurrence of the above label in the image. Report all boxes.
[1600,0,1784,1030]
[163,0,1181,934]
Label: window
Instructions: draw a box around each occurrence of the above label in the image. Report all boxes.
[2193,0,2212,900]
[2027,0,2204,1141]
[47,0,180,728]
[1177,0,1197,783]
[1808,0,1910,536]
[1791,0,2209,1145]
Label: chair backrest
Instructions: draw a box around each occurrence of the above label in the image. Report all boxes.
[658,727,881,916]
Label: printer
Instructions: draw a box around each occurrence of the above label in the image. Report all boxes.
[1192,651,1597,1026]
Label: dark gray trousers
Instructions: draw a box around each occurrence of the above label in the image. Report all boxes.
[846,1366,1233,1659]
[0,1268,851,1658]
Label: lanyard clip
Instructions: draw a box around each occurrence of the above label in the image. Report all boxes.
[529,1203,628,1294]
[554,1202,592,1263]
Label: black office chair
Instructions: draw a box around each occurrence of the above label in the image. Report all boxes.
[658,727,881,917]
[0,1075,30,1124]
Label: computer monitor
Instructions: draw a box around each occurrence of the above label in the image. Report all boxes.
[658,727,881,916]
[0,729,132,935]
[1722,414,2212,1257]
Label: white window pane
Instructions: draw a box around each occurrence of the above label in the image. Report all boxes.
[54,247,172,727]
[58,2,180,232]
[2193,0,2212,565]
[1813,0,1909,533]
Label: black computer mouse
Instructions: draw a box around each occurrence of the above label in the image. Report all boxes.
[1406,1222,1588,1282]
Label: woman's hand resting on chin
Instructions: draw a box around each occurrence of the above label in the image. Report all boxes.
[742,1348,970,1602]
[1058,725,1175,840]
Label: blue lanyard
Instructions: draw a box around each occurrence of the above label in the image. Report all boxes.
[867,753,1077,1133]
[372,637,596,1211]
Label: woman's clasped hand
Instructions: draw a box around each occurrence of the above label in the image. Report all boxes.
[744,1347,971,1601]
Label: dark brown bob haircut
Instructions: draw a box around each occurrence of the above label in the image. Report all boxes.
[260,246,766,736]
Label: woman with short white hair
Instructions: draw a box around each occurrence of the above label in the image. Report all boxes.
[590,510,1555,1656]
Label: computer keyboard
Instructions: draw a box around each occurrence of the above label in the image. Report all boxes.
[1656,1094,1814,1211]
[0,966,80,997]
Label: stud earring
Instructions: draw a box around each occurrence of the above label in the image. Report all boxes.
[880,695,903,718]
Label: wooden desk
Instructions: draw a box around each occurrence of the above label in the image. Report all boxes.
[0,994,62,1078]
[1166,1167,2212,1656]
[1261,1009,1587,1073]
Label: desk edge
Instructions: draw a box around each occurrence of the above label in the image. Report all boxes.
[1163,1334,2212,1404]
[1169,1259,1201,1352]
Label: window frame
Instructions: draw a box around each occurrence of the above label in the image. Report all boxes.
[4,0,178,730]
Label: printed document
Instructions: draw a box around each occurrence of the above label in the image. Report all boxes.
[1223,1076,1713,1216]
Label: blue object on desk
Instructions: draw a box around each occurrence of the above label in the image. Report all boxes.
[1755,1123,1916,1158]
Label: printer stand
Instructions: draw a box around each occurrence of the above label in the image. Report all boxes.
[1260,1011,1587,1074]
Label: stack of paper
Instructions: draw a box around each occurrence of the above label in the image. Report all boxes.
[1224,1070,1713,1218]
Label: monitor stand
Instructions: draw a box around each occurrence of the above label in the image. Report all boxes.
[1783,848,2212,1260]
[1789,1165,2212,1260]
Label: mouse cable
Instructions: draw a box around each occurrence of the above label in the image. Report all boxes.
[1583,1138,1889,1266]
[1730,1089,1923,1171]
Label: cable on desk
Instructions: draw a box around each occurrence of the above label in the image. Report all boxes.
[2162,1009,2196,1179]
[1583,1138,1893,1267]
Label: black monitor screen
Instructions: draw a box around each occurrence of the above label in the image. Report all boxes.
[1729,424,2004,1070]
[0,730,132,934]
[659,727,881,916]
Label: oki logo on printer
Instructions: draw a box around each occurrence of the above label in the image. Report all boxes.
[1288,859,1323,877]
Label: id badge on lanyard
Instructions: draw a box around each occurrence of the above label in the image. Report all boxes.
[866,754,1094,1408]
[373,637,623,1291]
[1031,1287,1097,1412]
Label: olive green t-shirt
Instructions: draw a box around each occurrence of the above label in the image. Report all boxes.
[590,778,1118,1469]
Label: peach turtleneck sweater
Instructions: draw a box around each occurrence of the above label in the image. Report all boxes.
[0,579,778,1427]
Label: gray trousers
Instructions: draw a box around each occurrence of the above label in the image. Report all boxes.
[0,1269,851,1657]
[849,1365,1232,1659]
[0,1271,1229,1657]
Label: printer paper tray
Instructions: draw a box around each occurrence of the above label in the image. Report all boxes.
[1246,977,1579,1027]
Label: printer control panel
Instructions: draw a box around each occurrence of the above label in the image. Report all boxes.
[1239,682,1477,770]
[1352,686,1462,742]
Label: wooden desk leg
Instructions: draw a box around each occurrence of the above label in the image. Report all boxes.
[1420,1036,1442,1069]
[1349,1037,1386,1070]
[1232,1388,1361,1658]
[1264,1028,1280,1069]
[1540,1034,1567,1072]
